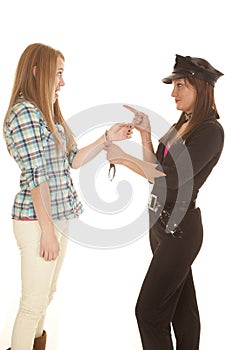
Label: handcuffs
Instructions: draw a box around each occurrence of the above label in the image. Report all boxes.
[108,163,116,181]
[105,129,116,181]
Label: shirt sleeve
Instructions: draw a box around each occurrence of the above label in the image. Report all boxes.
[68,143,78,167]
[10,105,49,190]
[160,121,224,190]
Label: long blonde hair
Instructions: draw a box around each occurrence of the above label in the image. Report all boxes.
[3,43,76,154]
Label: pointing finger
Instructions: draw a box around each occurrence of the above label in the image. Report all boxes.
[123,104,141,114]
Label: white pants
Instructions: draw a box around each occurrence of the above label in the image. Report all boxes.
[11,220,68,350]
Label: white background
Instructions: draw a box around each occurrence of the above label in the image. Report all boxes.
[0,0,232,349]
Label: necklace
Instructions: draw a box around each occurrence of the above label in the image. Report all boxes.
[184,112,192,123]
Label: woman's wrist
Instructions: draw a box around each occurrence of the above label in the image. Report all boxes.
[104,129,110,142]
[40,223,56,237]
[141,130,152,145]
[142,139,152,145]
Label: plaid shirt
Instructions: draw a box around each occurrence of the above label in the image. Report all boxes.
[4,96,84,220]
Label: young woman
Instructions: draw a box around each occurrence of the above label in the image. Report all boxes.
[104,54,224,349]
[3,43,133,350]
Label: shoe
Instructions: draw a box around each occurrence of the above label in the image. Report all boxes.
[5,330,46,350]
[33,330,47,350]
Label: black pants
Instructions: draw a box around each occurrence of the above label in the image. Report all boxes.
[135,208,203,350]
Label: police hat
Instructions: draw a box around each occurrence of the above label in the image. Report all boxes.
[162,54,223,86]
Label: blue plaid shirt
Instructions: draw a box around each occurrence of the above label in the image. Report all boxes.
[4,96,84,220]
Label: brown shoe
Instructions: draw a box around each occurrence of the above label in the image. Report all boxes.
[33,330,47,350]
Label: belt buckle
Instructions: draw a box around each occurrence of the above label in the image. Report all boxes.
[148,194,160,213]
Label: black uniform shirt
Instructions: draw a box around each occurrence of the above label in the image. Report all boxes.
[152,116,224,205]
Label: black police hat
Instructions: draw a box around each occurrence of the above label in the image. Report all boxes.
[162,54,223,86]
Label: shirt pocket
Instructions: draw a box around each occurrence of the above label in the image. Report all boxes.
[40,120,56,150]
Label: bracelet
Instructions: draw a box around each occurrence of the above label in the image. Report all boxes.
[104,130,109,142]
[142,139,152,145]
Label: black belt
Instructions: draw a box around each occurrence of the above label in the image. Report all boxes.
[148,195,196,239]
[148,194,196,213]
[164,200,196,211]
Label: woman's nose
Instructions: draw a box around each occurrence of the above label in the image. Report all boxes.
[171,87,176,97]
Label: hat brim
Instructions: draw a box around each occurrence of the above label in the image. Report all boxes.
[162,72,189,84]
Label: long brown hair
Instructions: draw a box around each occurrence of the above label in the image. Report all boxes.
[3,43,76,154]
[161,76,219,144]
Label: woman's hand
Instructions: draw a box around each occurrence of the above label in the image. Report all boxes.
[123,105,151,134]
[40,231,60,261]
[107,123,133,141]
[104,141,126,164]
[104,141,165,182]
